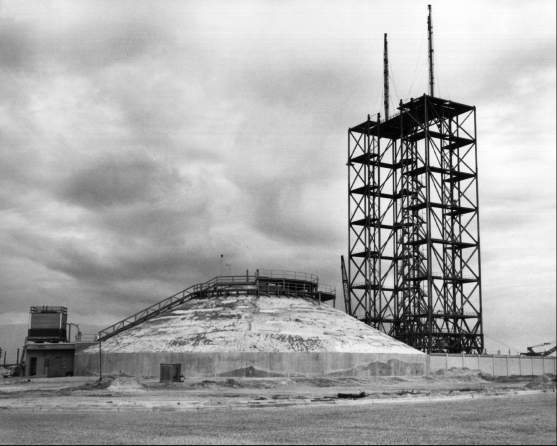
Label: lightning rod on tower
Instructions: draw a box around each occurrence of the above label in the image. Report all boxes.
[383,33,389,119]
[428,4,434,96]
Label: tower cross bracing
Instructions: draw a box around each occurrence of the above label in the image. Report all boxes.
[347,94,483,354]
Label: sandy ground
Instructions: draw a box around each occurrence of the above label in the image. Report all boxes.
[0,371,555,444]
[0,392,555,444]
[0,369,555,413]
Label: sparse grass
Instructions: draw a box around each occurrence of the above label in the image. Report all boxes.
[0,393,554,444]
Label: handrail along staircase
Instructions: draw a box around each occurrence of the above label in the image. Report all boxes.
[97,271,335,342]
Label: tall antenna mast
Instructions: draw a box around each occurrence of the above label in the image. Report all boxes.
[427,4,434,96]
[383,33,389,119]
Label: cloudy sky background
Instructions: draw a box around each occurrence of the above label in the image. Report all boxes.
[0,0,554,354]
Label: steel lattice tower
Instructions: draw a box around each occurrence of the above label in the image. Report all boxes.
[347,95,484,353]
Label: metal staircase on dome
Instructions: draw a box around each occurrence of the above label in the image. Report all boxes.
[97,270,335,342]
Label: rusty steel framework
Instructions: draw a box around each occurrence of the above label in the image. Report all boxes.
[347,95,483,353]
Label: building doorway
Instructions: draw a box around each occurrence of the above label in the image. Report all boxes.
[29,357,37,376]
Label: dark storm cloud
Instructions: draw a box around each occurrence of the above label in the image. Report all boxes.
[50,19,166,72]
[5,209,219,307]
[0,11,168,73]
[237,63,362,120]
[44,241,209,286]
[60,154,179,209]
[0,17,36,70]
[247,178,343,247]
[42,152,220,290]
[454,39,556,101]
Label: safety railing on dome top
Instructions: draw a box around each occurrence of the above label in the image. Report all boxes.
[97,270,334,342]
[257,269,319,284]
[317,284,336,295]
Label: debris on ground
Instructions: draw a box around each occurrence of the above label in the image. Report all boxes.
[337,391,366,399]
[107,377,145,392]
[0,371,554,412]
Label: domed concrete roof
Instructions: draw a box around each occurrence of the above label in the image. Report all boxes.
[95,294,423,355]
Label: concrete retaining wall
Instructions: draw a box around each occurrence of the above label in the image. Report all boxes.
[75,351,426,379]
[75,350,555,379]
[428,353,556,376]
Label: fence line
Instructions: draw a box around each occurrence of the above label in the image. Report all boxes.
[427,353,556,376]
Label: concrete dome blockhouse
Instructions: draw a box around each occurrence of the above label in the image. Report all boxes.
[75,271,425,378]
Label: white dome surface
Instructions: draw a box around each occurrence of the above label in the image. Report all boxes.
[95,295,423,355]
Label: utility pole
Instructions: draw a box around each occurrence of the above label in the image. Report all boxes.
[427,4,434,96]
[383,33,389,120]
[98,340,103,381]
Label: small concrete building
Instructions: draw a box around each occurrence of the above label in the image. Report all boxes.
[24,343,75,377]
[22,305,95,378]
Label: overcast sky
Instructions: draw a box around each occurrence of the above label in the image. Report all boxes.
[0,0,554,354]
